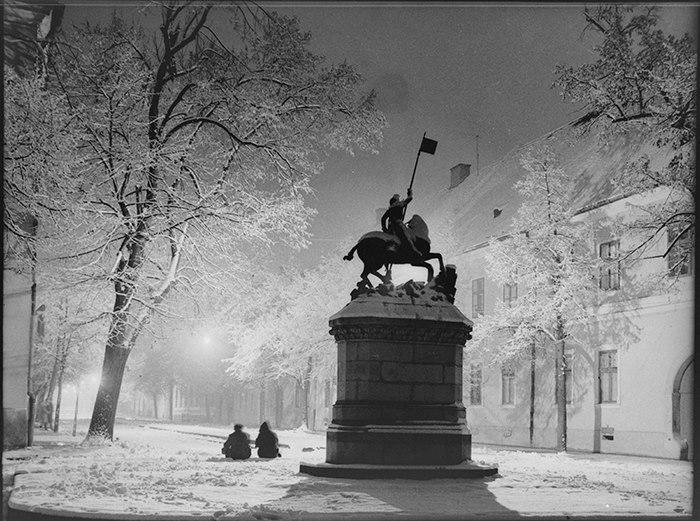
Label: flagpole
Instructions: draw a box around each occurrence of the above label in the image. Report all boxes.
[403,132,425,220]
[408,132,426,192]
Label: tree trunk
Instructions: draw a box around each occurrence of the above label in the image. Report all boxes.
[44,347,60,428]
[274,382,283,429]
[529,340,536,448]
[27,273,37,446]
[53,343,69,432]
[304,382,311,430]
[152,393,159,419]
[554,318,567,452]
[205,394,210,422]
[72,384,79,436]
[258,381,266,425]
[87,343,131,439]
[168,383,174,421]
[218,393,224,424]
[27,393,36,446]
[53,362,64,432]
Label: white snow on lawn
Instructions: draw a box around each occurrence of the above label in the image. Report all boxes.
[4,422,692,519]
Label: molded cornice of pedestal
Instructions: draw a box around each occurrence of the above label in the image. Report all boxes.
[329,294,472,344]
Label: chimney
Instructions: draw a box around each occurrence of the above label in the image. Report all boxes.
[449,163,471,189]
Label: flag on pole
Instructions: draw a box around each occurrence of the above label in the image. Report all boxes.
[419,136,438,155]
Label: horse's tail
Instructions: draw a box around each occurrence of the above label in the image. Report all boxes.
[343,243,357,261]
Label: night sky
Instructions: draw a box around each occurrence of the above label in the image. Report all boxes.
[64,2,697,269]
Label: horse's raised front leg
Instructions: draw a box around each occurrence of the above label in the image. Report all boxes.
[410,261,434,282]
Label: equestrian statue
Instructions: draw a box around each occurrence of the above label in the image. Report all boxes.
[343,134,444,289]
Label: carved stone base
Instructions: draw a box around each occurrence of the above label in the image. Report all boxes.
[299,274,498,479]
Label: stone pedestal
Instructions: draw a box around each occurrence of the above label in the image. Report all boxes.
[300,274,498,479]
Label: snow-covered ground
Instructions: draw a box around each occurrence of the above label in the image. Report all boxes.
[3,421,692,519]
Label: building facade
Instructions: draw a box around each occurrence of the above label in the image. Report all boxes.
[426,122,693,460]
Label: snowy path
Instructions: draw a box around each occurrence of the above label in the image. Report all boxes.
[3,422,692,519]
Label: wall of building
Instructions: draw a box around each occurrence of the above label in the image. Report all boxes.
[453,197,693,459]
[3,269,32,449]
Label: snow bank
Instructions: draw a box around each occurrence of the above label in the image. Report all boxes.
[3,423,692,519]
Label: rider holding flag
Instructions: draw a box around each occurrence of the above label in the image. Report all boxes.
[381,188,422,258]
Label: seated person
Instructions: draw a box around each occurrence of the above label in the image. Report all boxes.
[255,421,281,458]
[222,424,251,460]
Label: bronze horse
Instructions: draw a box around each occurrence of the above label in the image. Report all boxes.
[343,215,444,288]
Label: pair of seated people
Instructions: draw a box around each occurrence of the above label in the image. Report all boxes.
[222,422,281,460]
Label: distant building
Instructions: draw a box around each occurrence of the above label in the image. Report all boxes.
[119,376,335,432]
[3,215,37,449]
[429,121,693,460]
[3,0,65,450]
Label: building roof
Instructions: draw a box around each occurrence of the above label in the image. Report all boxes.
[425,120,673,252]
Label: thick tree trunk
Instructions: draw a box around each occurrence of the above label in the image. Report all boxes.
[529,340,536,447]
[152,393,159,419]
[87,344,131,439]
[87,235,147,439]
[554,319,567,452]
[168,383,174,421]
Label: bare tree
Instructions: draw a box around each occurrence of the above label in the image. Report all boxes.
[224,253,357,427]
[26,3,385,440]
[470,145,602,451]
[553,5,695,273]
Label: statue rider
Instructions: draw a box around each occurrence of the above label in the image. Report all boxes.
[381,188,422,258]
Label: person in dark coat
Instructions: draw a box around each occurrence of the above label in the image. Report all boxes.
[255,422,281,458]
[222,424,251,460]
[381,188,422,257]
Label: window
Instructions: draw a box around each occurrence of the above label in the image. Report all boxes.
[503,283,518,307]
[667,224,694,276]
[598,350,618,403]
[469,363,482,406]
[564,354,573,404]
[472,278,484,317]
[501,365,515,405]
[599,240,620,290]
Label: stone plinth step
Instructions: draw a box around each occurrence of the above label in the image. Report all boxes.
[299,460,498,480]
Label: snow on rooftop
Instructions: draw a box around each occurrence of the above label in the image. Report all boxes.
[426,121,674,251]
